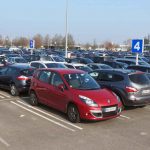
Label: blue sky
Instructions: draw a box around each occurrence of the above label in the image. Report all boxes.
[0,0,150,44]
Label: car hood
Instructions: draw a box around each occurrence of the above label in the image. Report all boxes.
[72,88,119,107]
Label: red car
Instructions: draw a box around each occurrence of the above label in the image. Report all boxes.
[29,69,122,123]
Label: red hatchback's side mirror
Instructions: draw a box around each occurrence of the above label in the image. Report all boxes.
[58,84,65,92]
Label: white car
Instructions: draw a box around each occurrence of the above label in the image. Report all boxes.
[29,61,67,69]
[64,63,93,72]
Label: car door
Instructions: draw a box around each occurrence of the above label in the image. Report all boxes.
[35,70,52,105]
[0,67,9,89]
[47,72,69,112]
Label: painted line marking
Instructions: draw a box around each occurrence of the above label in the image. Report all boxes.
[120,115,131,119]
[0,93,11,98]
[17,100,83,130]
[0,98,20,102]
[11,101,75,132]
[0,137,10,147]
[0,95,4,98]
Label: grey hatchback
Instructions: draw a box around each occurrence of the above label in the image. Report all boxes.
[89,69,150,107]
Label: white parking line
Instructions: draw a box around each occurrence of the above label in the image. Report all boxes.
[120,115,131,119]
[0,95,4,98]
[0,136,10,147]
[11,101,76,132]
[0,92,11,98]
[17,100,83,130]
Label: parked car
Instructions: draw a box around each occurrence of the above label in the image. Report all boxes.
[124,56,150,63]
[0,63,35,96]
[127,65,150,73]
[7,57,28,64]
[67,58,93,64]
[115,58,149,66]
[29,69,122,123]
[102,61,128,69]
[64,63,93,73]
[40,55,65,62]
[87,63,113,70]
[30,61,67,69]
[89,69,150,107]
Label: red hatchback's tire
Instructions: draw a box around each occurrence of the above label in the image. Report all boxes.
[30,91,39,106]
[67,104,80,123]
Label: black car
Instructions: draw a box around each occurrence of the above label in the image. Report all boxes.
[102,61,128,69]
[0,63,35,96]
[67,58,93,64]
[89,69,150,107]
[127,65,150,73]
[87,63,113,70]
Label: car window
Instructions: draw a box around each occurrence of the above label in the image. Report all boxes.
[0,67,8,75]
[51,73,64,86]
[30,63,39,68]
[46,63,66,68]
[129,73,150,85]
[89,72,99,79]
[20,68,35,77]
[98,73,113,81]
[65,64,74,69]
[38,71,51,83]
[113,74,124,81]
[6,67,18,75]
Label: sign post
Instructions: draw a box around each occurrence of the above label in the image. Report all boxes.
[131,39,144,65]
[29,40,35,55]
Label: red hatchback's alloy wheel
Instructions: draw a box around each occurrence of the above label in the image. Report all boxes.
[30,91,39,106]
[67,104,80,123]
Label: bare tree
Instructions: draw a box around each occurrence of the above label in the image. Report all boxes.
[0,35,3,46]
[43,34,51,48]
[33,34,43,48]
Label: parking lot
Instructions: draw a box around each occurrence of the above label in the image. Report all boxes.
[0,90,150,150]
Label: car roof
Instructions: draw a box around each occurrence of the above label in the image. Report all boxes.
[30,61,66,64]
[8,63,35,69]
[37,68,85,74]
[93,69,140,74]
[128,65,150,68]
[66,63,86,67]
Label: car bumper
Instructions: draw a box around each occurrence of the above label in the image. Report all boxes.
[78,103,122,121]
[126,96,150,106]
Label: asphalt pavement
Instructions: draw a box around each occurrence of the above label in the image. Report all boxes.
[0,91,150,150]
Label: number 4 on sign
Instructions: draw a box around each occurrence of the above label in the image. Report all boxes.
[134,42,140,51]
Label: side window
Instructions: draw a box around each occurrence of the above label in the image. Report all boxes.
[38,71,51,83]
[39,64,45,68]
[0,67,8,75]
[89,72,99,79]
[6,68,18,75]
[51,73,64,86]
[31,63,39,68]
[65,64,74,69]
[98,73,113,81]
[113,74,124,82]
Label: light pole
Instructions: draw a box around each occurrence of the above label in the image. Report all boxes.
[65,0,68,58]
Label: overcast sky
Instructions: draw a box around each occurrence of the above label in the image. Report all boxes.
[0,0,149,44]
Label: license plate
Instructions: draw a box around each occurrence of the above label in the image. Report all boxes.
[142,90,150,94]
[103,107,116,112]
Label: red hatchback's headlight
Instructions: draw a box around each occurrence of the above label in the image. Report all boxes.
[79,95,98,107]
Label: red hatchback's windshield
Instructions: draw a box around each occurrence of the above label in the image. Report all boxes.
[64,73,100,90]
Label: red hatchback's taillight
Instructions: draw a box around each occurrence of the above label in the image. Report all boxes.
[125,86,138,93]
[17,75,29,81]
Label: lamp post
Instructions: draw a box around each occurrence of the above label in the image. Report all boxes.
[65,0,68,58]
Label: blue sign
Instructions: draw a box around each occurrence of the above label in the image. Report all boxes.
[131,39,143,53]
[29,40,35,49]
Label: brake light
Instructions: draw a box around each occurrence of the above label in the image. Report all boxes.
[17,75,29,81]
[125,86,138,93]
